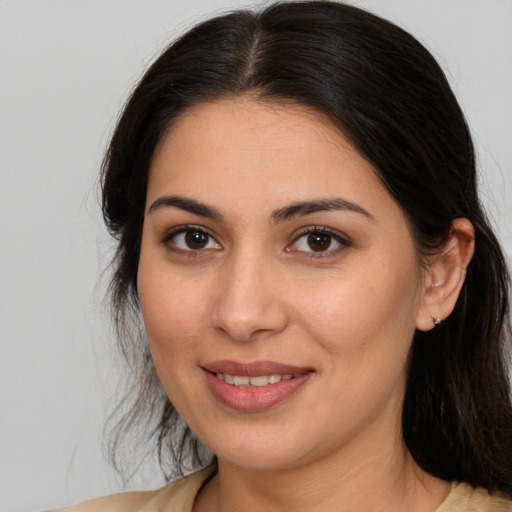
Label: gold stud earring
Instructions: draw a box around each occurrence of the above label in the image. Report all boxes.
[432,316,442,326]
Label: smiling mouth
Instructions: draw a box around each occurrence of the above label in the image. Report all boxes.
[215,372,303,387]
[203,362,314,411]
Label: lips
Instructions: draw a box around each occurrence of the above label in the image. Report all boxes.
[202,360,314,412]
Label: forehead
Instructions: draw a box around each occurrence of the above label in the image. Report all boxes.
[147,97,388,207]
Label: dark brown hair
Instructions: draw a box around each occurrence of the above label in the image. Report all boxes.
[102,0,512,492]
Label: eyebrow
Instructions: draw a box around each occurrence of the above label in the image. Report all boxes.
[270,198,374,224]
[147,195,374,223]
[148,195,224,221]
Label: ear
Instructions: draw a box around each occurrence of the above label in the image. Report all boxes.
[416,218,475,332]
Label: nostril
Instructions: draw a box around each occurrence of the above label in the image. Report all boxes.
[209,267,289,341]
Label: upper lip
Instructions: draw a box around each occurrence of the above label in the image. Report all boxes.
[202,360,314,377]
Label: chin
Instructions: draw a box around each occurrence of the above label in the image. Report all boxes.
[198,422,317,472]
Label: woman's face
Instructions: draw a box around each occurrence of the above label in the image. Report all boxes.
[138,98,430,471]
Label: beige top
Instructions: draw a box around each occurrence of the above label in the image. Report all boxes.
[47,467,512,512]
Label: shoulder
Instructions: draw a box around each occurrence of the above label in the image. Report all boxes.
[437,482,512,512]
[44,466,215,512]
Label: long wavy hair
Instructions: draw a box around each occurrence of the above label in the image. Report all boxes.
[101,0,512,492]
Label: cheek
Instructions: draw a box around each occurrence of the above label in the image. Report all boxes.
[137,257,210,366]
[295,267,422,429]
[296,258,423,365]
[137,265,211,415]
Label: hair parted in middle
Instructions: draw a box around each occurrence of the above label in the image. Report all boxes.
[101,0,512,492]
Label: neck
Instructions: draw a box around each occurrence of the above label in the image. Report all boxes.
[194,431,449,512]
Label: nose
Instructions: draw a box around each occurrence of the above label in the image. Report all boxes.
[210,251,289,342]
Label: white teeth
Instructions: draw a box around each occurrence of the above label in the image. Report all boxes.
[216,373,299,387]
[232,375,250,386]
[250,375,271,387]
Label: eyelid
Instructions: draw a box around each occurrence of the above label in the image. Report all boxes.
[160,224,222,253]
[158,224,350,258]
[287,226,351,257]
[160,224,212,242]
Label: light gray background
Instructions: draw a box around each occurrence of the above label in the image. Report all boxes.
[1,1,511,511]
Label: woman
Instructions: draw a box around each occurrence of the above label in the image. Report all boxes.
[52,1,512,510]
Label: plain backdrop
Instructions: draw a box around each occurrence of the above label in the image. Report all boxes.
[1,1,511,511]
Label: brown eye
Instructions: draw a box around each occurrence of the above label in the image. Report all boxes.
[307,233,332,252]
[185,230,209,249]
[164,228,221,252]
[288,227,350,256]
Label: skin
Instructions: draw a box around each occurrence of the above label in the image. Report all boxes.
[137,98,474,511]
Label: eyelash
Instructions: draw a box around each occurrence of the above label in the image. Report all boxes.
[159,225,351,259]
[160,225,221,258]
[287,226,351,259]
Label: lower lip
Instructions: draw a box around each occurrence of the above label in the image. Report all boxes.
[203,370,313,412]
